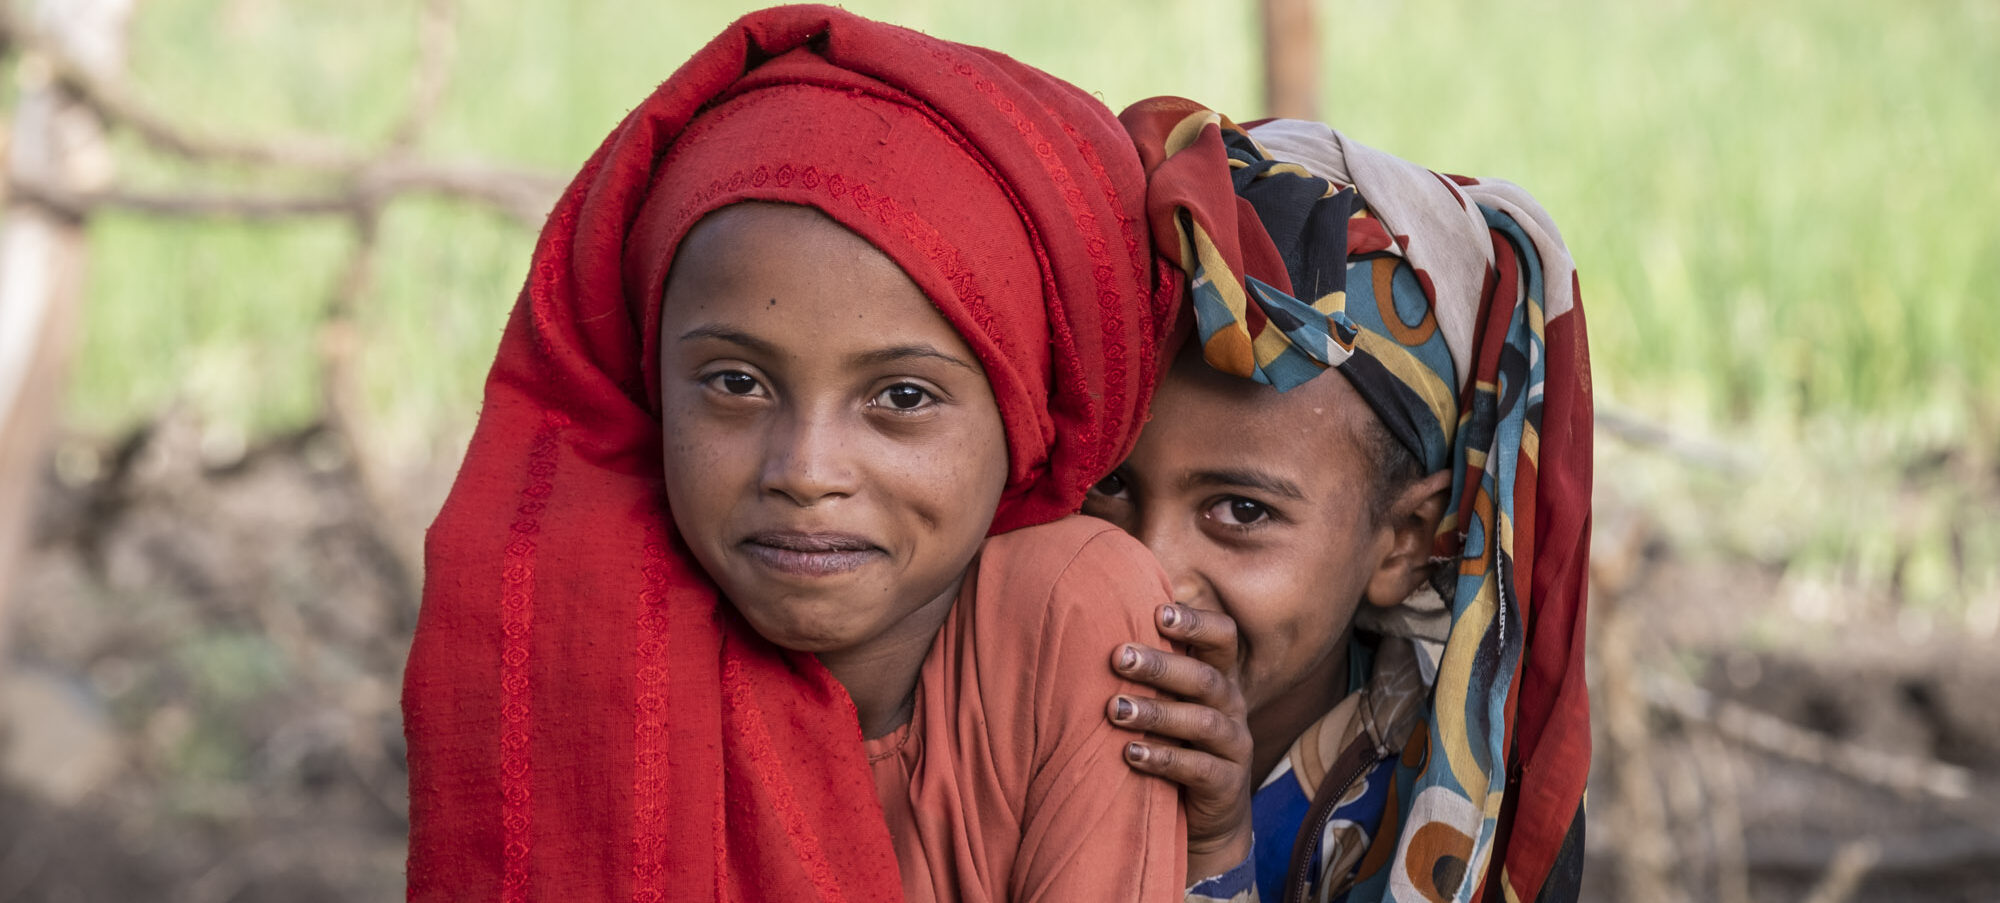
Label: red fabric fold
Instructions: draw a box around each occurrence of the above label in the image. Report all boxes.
[1119,97,1297,302]
[404,6,1177,901]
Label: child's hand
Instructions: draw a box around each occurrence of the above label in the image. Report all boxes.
[1107,603,1253,882]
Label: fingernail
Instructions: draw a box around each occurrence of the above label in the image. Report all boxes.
[1118,645,1139,670]
[1160,605,1179,628]
[1114,697,1136,722]
[1125,742,1147,762]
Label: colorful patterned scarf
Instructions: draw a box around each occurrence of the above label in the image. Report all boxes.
[1123,99,1592,903]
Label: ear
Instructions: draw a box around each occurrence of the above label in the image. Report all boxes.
[1363,469,1453,608]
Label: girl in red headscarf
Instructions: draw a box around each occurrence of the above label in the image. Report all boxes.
[403,6,1200,902]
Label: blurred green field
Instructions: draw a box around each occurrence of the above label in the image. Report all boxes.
[13,6,1995,897]
[64,0,2000,611]
[77,0,2000,435]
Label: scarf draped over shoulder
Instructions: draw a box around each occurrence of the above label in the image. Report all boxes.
[404,7,1189,901]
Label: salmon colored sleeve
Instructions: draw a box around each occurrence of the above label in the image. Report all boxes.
[993,519,1189,901]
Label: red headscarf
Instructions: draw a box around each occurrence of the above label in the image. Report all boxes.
[403,7,1177,901]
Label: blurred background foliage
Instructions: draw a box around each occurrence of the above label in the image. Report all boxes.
[11,0,1999,898]
[73,0,2000,622]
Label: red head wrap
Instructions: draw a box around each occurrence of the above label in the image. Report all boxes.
[402,6,1176,901]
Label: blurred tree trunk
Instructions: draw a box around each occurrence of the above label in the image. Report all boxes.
[0,0,133,654]
[1260,0,1319,119]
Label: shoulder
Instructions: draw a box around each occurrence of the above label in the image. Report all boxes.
[974,515,1170,627]
[966,519,1189,899]
[962,515,1172,709]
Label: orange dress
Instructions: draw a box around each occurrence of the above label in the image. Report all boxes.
[867,515,1188,902]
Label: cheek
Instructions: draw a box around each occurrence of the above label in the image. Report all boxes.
[660,401,756,528]
[1226,538,1368,669]
[886,408,1009,535]
[1227,556,1329,640]
[953,413,1011,489]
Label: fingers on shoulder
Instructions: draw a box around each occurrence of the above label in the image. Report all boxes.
[1108,694,1249,755]
[1158,603,1241,665]
[1111,643,1232,708]
[1123,739,1239,790]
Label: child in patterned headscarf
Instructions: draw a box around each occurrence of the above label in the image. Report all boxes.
[1090,101,1592,903]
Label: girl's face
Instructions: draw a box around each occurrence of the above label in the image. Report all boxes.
[1083,347,1394,724]
[658,203,1009,671]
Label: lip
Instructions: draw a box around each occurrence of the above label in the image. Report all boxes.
[739,529,884,578]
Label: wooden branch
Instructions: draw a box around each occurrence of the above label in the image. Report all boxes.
[1596,593,1688,903]
[0,7,361,171]
[10,180,354,221]
[1643,673,1973,801]
[387,0,459,151]
[1799,840,1880,903]
[0,0,561,230]
[8,157,562,228]
[362,158,562,226]
[1748,828,2000,877]
[1691,731,1753,903]
[1596,405,1756,474]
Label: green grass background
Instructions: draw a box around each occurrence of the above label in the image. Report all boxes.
[64,0,2000,617]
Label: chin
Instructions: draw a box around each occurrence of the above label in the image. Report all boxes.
[733,604,860,654]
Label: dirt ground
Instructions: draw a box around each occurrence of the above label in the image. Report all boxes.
[2,415,1996,902]
[1580,549,2000,902]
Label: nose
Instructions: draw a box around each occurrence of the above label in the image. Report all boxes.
[1130,513,1215,612]
[760,409,859,506]
[1167,565,1217,613]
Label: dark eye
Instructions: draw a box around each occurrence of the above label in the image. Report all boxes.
[1206,497,1270,527]
[876,383,936,411]
[1090,472,1129,500]
[712,371,762,396]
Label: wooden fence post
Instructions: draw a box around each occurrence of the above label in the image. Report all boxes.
[1260,0,1320,119]
[0,0,133,652]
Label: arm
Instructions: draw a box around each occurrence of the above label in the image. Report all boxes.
[1110,603,1257,886]
[1007,526,1188,902]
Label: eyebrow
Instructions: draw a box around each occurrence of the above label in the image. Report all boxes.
[677,325,777,355]
[850,344,982,374]
[1181,468,1308,502]
[677,325,982,374]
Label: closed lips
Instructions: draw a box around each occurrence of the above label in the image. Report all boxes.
[745,531,879,552]
[741,531,883,577]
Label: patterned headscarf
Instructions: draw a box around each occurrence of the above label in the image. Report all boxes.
[403,9,1178,901]
[1123,99,1592,902]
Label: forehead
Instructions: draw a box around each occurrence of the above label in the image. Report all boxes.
[667,203,899,299]
[1132,350,1377,487]
[660,203,966,350]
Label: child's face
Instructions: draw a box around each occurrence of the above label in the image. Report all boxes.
[1084,347,1395,720]
[658,203,1010,668]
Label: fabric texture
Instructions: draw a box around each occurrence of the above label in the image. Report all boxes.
[866,516,1185,902]
[1123,99,1592,903]
[403,7,1181,902]
[1187,855,1257,903]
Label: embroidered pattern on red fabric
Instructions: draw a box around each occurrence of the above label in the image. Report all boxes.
[631,518,672,903]
[719,654,850,903]
[1061,121,1148,288]
[499,410,566,902]
[888,29,1136,492]
[674,166,969,299]
[1062,119,1156,428]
